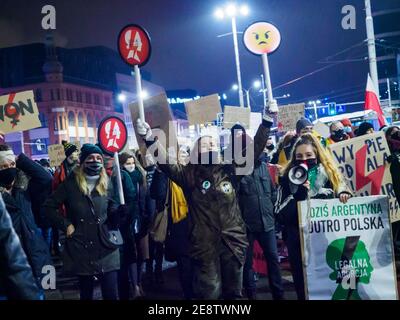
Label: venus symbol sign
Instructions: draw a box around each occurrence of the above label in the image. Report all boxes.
[118,24,151,67]
[97,116,128,155]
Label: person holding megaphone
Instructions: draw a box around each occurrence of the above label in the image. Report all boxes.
[275,133,352,300]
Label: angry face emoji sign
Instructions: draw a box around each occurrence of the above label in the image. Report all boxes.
[243,22,281,55]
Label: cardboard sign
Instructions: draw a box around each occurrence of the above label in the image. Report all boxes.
[299,196,398,300]
[184,94,222,126]
[130,92,178,167]
[48,144,66,167]
[48,141,81,167]
[223,106,251,129]
[328,132,400,222]
[0,91,41,134]
[314,121,331,139]
[277,103,305,132]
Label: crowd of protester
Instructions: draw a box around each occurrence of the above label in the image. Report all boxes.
[1,115,399,300]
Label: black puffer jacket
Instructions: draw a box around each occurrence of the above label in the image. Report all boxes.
[1,154,52,281]
[44,172,120,276]
[238,160,277,233]
[0,194,40,300]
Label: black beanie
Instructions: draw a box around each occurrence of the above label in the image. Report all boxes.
[79,143,103,163]
[62,140,78,158]
[356,122,374,136]
[296,117,313,134]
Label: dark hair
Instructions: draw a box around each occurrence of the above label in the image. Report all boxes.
[119,152,134,166]
[0,144,12,152]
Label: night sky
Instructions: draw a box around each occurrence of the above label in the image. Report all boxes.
[0,0,398,107]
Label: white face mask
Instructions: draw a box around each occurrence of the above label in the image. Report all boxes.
[124,164,135,173]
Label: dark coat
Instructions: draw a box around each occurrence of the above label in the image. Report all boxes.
[275,165,350,227]
[388,151,400,205]
[156,122,272,265]
[112,169,141,264]
[238,160,277,233]
[151,170,190,262]
[44,172,120,276]
[1,154,52,280]
[0,194,41,300]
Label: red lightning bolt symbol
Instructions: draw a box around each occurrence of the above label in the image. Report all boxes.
[355,144,385,194]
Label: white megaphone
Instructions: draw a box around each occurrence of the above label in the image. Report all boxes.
[288,163,308,186]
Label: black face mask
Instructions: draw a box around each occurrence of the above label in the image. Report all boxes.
[333,129,345,140]
[295,158,318,169]
[0,167,18,188]
[83,161,103,176]
[266,144,275,151]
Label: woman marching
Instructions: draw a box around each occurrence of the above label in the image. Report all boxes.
[275,133,352,300]
[44,144,121,300]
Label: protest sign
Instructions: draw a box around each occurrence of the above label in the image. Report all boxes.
[0,90,41,134]
[299,196,398,300]
[277,103,305,132]
[314,121,330,139]
[223,106,250,129]
[328,131,400,222]
[48,144,65,167]
[185,94,222,126]
[130,92,178,167]
[48,141,81,167]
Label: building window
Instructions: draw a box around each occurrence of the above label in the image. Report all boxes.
[59,115,64,130]
[105,96,111,106]
[68,112,75,127]
[87,114,94,129]
[76,91,83,103]
[94,94,100,105]
[35,89,42,102]
[38,113,48,127]
[50,89,54,101]
[86,92,92,104]
[57,89,61,100]
[78,112,84,127]
[54,117,58,131]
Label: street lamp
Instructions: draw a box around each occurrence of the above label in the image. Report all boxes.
[118,93,127,103]
[214,3,250,108]
[232,80,259,108]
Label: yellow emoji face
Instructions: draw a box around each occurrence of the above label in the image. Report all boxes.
[243,22,281,55]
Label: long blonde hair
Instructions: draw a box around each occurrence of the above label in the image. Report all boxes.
[74,165,109,196]
[282,133,343,193]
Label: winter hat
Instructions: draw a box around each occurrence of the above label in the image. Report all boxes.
[296,117,313,134]
[341,118,352,127]
[79,143,103,163]
[62,140,78,158]
[356,122,374,136]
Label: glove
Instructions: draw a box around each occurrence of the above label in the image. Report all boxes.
[136,119,152,140]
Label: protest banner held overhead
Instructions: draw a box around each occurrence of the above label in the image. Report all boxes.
[328,131,400,222]
[0,90,42,134]
[276,103,305,132]
[299,196,398,300]
[223,105,251,129]
[184,94,222,126]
